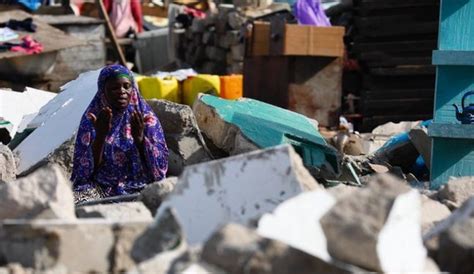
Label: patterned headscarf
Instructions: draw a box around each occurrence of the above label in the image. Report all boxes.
[71,65,168,197]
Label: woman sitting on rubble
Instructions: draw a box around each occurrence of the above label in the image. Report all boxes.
[71,65,168,202]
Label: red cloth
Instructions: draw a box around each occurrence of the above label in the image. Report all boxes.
[104,0,143,34]
[10,35,43,54]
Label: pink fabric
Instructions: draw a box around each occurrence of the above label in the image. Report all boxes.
[10,35,43,54]
[109,0,138,38]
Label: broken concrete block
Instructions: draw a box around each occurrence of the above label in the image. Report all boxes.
[0,87,56,139]
[138,177,178,215]
[438,177,474,210]
[421,195,451,234]
[205,46,227,62]
[112,222,151,273]
[129,240,188,274]
[202,223,354,274]
[227,11,246,30]
[437,217,474,274]
[131,208,184,263]
[409,127,431,168]
[423,197,474,256]
[146,99,212,175]
[14,70,100,175]
[0,164,75,220]
[372,121,421,137]
[230,44,244,61]
[0,219,115,272]
[193,94,340,175]
[218,30,241,48]
[76,202,153,221]
[20,135,76,179]
[0,144,16,182]
[320,174,427,272]
[157,145,321,244]
[258,190,336,261]
[190,19,205,33]
[326,184,360,201]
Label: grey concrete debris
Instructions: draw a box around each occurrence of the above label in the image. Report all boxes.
[18,136,75,179]
[0,164,75,221]
[437,177,474,210]
[0,220,115,272]
[0,144,16,183]
[320,174,427,272]
[76,202,153,221]
[227,11,246,30]
[408,127,431,168]
[138,177,178,216]
[147,99,212,176]
[421,195,451,234]
[157,145,320,244]
[202,223,354,274]
[131,208,183,263]
[423,197,474,259]
[112,222,151,273]
[193,97,259,156]
[437,217,474,274]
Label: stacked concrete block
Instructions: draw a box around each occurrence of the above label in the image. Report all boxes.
[174,6,246,75]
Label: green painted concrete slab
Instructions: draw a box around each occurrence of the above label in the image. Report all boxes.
[200,95,340,174]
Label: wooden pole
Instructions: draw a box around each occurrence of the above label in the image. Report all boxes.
[96,0,127,66]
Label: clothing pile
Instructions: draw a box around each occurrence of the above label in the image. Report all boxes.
[0,18,42,54]
[0,35,43,54]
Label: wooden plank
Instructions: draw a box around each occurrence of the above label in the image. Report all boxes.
[369,66,436,76]
[363,88,434,100]
[429,123,474,139]
[352,40,437,54]
[364,74,436,90]
[361,98,433,116]
[356,21,439,37]
[243,56,290,108]
[251,22,344,57]
[432,50,474,66]
[96,0,126,66]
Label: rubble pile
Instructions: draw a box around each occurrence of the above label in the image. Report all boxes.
[173,5,246,74]
[0,71,473,273]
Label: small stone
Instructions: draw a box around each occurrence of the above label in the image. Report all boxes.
[138,177,178,215]
[0,144,16,182]
[76,202,153,221]
[0,164,75,221]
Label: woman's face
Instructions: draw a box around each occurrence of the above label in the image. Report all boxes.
[104,76,132,111]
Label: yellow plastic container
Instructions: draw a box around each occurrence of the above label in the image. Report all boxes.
[182,74,220,106]
[137,76,179,103]
[220,75,243,100]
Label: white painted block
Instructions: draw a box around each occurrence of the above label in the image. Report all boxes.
[14,70,100,174]
[258,190,336,261]
[157,145,320,244]
[0,87,55,137]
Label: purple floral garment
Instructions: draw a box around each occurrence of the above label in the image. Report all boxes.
[71,65,168,197]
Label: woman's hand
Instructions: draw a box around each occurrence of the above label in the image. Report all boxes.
[88,107,112,138]
[131,109,145,145]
